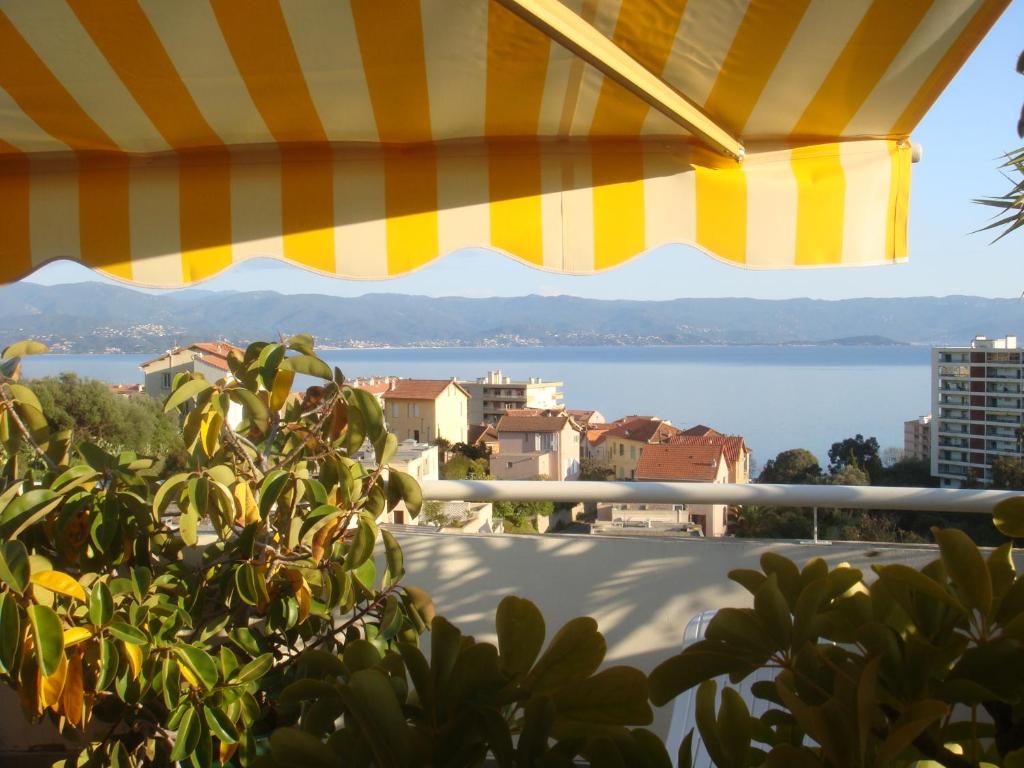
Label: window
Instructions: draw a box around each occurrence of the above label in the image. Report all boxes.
[391,403,399,418]
[411,403,420,417]
[414,430,420,442]
[540,433,553,451]
[630,446,636,460]
[162,373,172,388]
[618,444,624,457]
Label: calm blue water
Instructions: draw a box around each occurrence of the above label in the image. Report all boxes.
[21,346,932,470]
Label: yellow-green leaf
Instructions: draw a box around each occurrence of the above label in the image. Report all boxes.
[993,496,1024,537]
[27,604,64,676]
[31,570,86,602]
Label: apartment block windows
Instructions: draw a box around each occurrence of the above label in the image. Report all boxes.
[618,444,624,456]
[162,373,172,388]
[410,403,420,417]
[391,403,399,418]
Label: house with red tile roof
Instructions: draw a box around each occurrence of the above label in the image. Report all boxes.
[566,409,605,427]
[140,342,243,402]
[594,415,682,480]
[382,378,470,444]
[669,427,751,484]
[608,442,731,537]
[493,412,582,481]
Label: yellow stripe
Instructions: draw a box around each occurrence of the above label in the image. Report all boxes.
[69,1,232,281]
[0,145,31,282]
[79,155,133,281]
[213,1,333,272]
[489,144,543,265]
[885,141,910,260]
[792,144,844,265]
[352,1,434,143]
[792,0,933,139]
[180,152,234,281]
[0,14,118,151]
[485,1,551,137]
[592,145,645,270]
[703,0,811,135]
[694,149,746,265]
[890,0,1009,136]
[589,0,688,136]
[352,1,437,273]
[484,2,549,264]
[211,0,327,144]
[383,148,439,274]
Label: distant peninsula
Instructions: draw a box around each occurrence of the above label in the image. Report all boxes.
[0,282,1017,354]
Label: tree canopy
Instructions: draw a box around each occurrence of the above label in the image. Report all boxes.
[758,448,822,484]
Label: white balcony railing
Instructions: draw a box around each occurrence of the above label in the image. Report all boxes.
[420,480,1018,515]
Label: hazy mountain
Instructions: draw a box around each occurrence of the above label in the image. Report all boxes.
[0,282,1019,353]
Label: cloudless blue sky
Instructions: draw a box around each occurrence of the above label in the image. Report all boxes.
[26,2,1024,300]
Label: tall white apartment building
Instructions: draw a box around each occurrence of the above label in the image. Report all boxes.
[461,370,564,425]
[932,335,1022,487]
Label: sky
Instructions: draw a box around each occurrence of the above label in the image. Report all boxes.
[25,2,1024,301]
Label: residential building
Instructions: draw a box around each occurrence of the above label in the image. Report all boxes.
[904,415,932,462]
[353,439,439,524]
[492,412,582,481]
[468,423,500,455]
[668,426,752,484]
[461,371,564,425]
[932,335,1023,487]
[596,416,681,480]
[566,409,605,427]
[633,443,731,537]
[108,383,144,398]
[383,379,469,444]
[140,342,242,401]
[348,376,397,407]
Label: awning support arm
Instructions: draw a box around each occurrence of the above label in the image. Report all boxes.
[495,0,745,161]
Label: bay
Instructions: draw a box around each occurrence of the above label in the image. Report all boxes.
[21,345,932,470]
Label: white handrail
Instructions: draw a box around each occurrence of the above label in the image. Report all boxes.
[419,480,1019,514]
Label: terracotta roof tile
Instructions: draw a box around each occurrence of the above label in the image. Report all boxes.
[496,414,571,433]
[636,444,726,482]
[602,416,680,444]
[140,342,242,372]
[469,423,499,444]
[383,379,468,400]
[668,434,749,464]
[680,424,720,437]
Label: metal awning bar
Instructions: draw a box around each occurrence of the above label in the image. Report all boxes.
[495,0,745,161]
[420,480,1017,515]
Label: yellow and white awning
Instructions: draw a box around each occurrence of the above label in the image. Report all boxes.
[0,0,1008,287]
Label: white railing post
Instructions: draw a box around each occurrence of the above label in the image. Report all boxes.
[813,506,818,544]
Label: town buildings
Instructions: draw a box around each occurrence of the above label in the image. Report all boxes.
[593,416,682,479]
[461,371,564,425]
[932,335,1023,487]
[139,342,242,401]
[669,425,752,484]
[492,411,582,481]
[904,415,932,462]
[382,378,470,444]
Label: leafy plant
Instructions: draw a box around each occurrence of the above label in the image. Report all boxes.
[0,336,428,766]
[649,501,1024,767]
[265,595,666,768]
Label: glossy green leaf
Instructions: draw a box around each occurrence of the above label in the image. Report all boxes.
[0,489,62,538]
[0,539,30,594]
[299,504,342,546]
[993,496,1024,537]
[170,705,202,762]
[381,528,405,584]
[180,508,198,547]
[204,705,239,744]
[280,354,332,380]
[108,622,148,645]
[164,378,212,413]
[174,645,219,691]
[269,727,336,768]
[88,582,113,627]
[27,603,64,676]
[341,669,413,767]
[386,470,422,518]
[648,642,753,707]
[933,527,992,616]
[0,594,21,675]
[232,653,273,684]
[496,595,545,679]
[259,470,290,519]
[525,616,605,695]
[344,518,375,570]
[694,681,728,768]
[717,688,752,768]
[552,666,652,728]
[2,340,48,360]
[754,574,792,649]
[96,637,118,691]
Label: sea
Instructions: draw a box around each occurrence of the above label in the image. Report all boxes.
[20,345,932,471]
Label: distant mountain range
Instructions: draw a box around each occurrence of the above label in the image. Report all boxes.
[0,282,1020,353]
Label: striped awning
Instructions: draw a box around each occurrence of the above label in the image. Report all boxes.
[0,0,1007,287]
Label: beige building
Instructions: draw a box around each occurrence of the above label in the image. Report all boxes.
[140,342,242,401]
[461,370,564,425]
[383,379,469,444]
[627,443,731,537]
[904,415,932,462]
[596,416,681,480]
[493,412,582,481]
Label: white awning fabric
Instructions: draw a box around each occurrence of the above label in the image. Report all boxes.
[0,0,1008,286]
